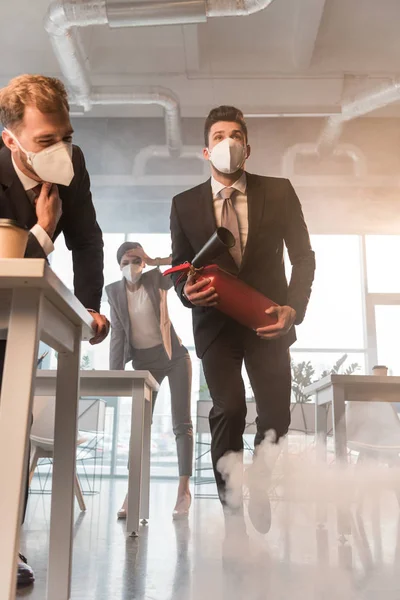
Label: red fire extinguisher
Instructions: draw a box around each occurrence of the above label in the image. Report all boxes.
[164,228,278,330]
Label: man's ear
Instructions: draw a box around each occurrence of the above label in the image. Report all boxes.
[2,129,18,153]
[246,145,251,160]
[203,147,211,161]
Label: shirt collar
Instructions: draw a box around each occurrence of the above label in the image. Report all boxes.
[211,171,247,198]
[11,156,38,191]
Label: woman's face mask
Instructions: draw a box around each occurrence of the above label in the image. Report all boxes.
[208,137,247,175]
[4,128,74,186]
[122,263,143,284]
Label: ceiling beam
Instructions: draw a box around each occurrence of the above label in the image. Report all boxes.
[292,0,327,71]
[182,24,200,73]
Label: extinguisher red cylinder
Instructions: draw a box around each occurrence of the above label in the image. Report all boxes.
[193,265,278,330]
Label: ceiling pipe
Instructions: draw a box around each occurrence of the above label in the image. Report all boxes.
[206,0,275,17]
[91,88,182,155]
[45,1,184,154]
[282,142,367,179]
[132,144,204,176]
[45,1,107,110]
[44,0,277,155]
[317,79,400,156]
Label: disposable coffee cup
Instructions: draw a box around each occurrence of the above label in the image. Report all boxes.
[0,219,28,258]
[372,365,388,376]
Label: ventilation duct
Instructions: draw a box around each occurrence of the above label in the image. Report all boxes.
[317,79,400,156]
[91,145,208,186]
[45,0,277,155]
[91,88,182,155]
[282,143,367,179]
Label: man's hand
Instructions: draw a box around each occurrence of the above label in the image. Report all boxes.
[35,182,62,238]
[183,274,219,307]
[88,312,110,345]
[256,305,296,340]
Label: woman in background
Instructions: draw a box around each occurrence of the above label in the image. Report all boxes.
[106,242,193,519]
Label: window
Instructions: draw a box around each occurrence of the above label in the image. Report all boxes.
[364,235,400,372]
[286,235,367,394]
[366,236,400,293]
[292,235,365,350]
[375,306,400,375]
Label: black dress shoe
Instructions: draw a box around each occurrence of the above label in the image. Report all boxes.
[17,554,35,588]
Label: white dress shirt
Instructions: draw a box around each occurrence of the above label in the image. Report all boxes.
[12,158,55,256]
[126,285,162,350]
[211,172,248,251]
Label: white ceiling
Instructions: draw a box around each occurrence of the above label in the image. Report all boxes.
[1,0,400,118]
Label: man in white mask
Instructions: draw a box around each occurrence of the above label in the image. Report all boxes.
[0,74,109,588]
[170,106,315,550]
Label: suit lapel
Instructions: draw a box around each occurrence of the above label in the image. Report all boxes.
[3,180,37,227]
[200,179,217,241]
[116,280,131,338]
[199,179,238,274]
[239,173,264,273]
[0,147,37,227]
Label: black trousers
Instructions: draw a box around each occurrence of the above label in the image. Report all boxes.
[0,340,30,524]
[201,319,291,502]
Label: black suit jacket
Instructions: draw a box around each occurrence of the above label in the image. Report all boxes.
[170,173,316,358]
[0,145,104,311]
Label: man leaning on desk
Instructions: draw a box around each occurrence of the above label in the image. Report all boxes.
[0,74,109,588]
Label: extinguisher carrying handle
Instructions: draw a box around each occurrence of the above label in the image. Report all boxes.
[163,263,187,286]
[163,262,212,286]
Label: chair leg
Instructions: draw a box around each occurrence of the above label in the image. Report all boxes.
[28,447,40,486]
[74,473,86,512]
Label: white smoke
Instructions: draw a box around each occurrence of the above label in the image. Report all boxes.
[190,435,400,600]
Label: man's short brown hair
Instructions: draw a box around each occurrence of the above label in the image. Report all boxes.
[0,74,69,132]
[204,105,248,147]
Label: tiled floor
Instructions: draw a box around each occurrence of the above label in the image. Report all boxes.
[18,471,400,599]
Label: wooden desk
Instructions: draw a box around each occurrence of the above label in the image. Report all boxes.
[305,374,400,538]
[304,374,400,462]
[0,259,93,600]
[35,370,159,537]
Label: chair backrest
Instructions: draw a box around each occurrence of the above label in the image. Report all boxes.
[31,397,106,449]
[78,398,106,433]
[346,401,400,447]
[31,396,55,446]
